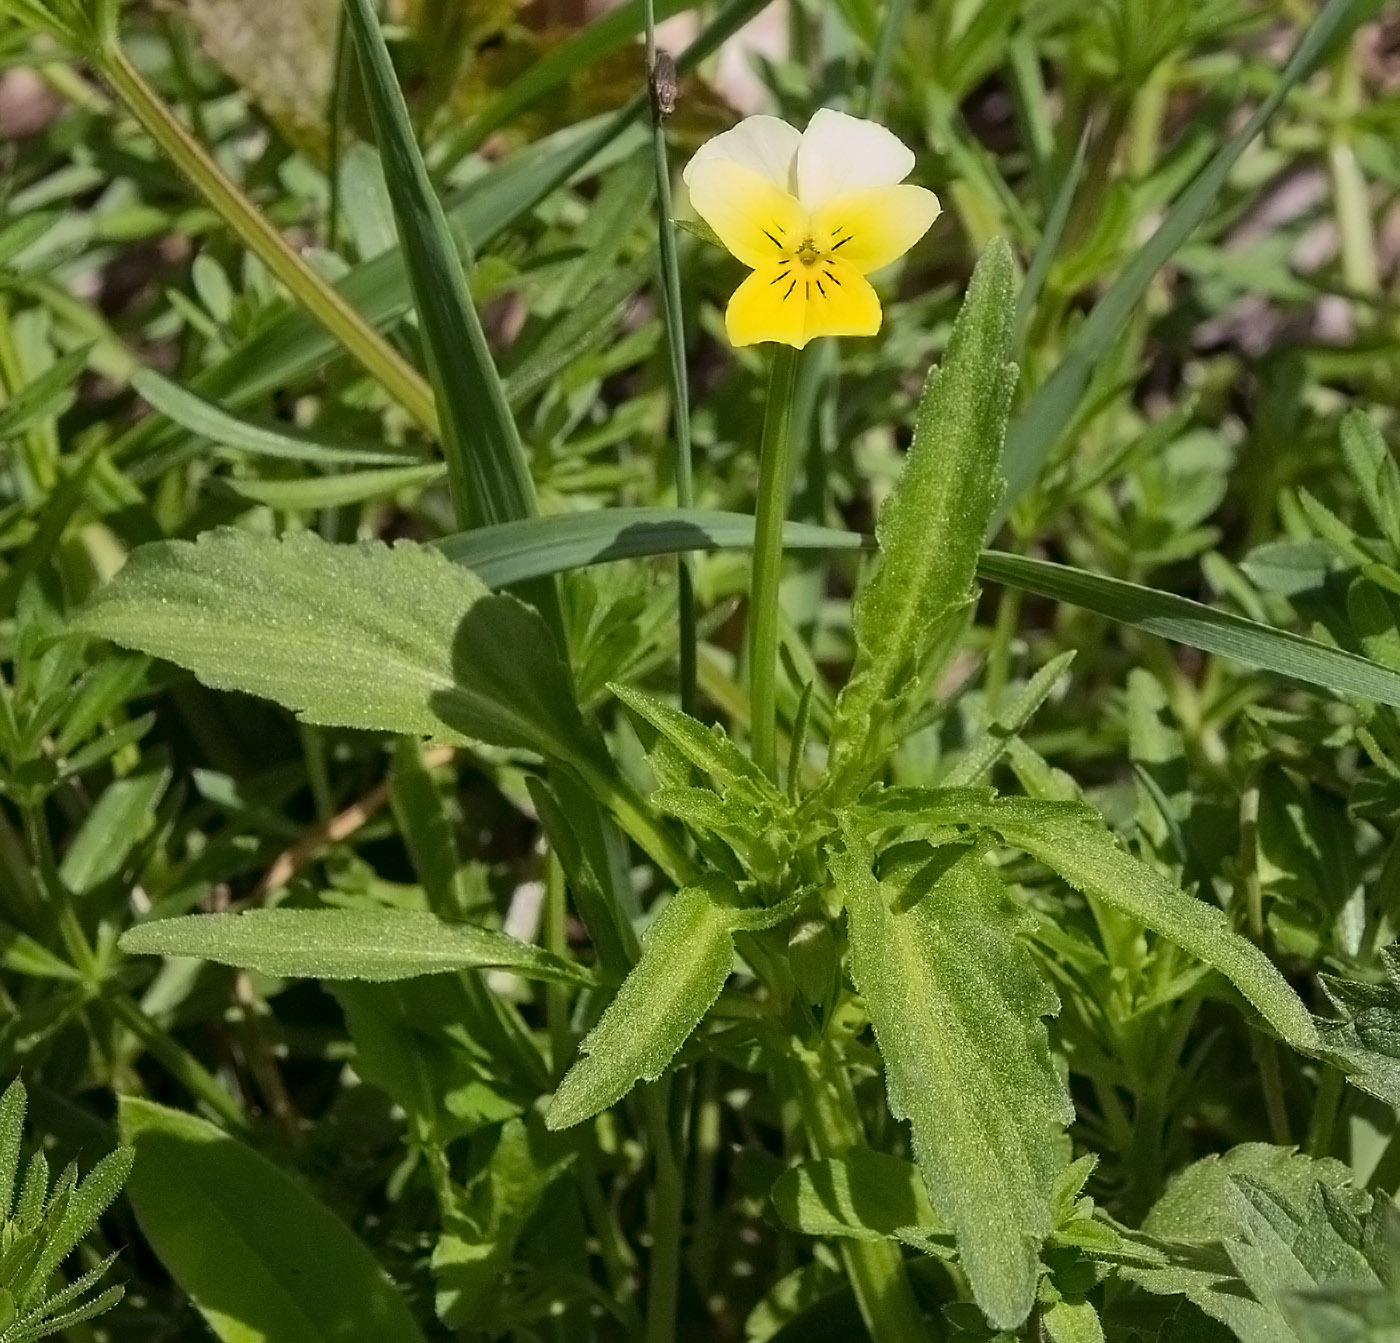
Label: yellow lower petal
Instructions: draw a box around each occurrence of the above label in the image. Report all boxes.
[686,159,807,271]
[725,257,880,349]
[811,184,940,275]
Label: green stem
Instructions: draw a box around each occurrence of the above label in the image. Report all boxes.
[866,0,912,121]
[107,993,248,1130]
[95,42,439,434]
[1305,1066,1343,1159]
[749,346,800,780]
[644,0,698,717]
[983,584,1023,718]
[793,1039,929,1342]
[641,1086,684,1343]
[22,802,98,981]
[574,757,697,887]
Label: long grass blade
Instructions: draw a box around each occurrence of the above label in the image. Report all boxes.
[438,509,1400,709]
[342,0,534,530]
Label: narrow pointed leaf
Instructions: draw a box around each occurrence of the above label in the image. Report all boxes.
[829,239,1017,780]
[546,881,739,1129]
[997,0,1364,515]
[835,840,1071,1330]
[976,799,1318,1052]
[342,0,533,528]
[120,909,595,986]
[120,1098,426,1343]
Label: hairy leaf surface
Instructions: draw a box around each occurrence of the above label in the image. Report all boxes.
[546,881,741,1129]
[73,530,597,766]
[120,910,594,987]
[828,240,1018,783]
[835,839,1071,1329]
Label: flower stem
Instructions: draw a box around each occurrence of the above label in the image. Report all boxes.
[94,42,439,434]
[749,346,800,780]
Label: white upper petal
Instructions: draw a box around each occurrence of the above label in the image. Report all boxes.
[795,108,916,209]
[682,115,801,195]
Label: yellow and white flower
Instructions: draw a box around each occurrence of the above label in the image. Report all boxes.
[683,108,940,350]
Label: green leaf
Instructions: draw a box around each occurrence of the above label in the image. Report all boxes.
[118,909,595,987]
[131,368,421,465]
[770,1150,947,1245]
[23,1145,133,1302]
[611,683,780,806]
[1315,946,1400,1107]
[343,0,534,529]
[438,507,869,588]
[968,796,1319,1052]
[119,1097,426,1343]
[828,240,1017,783]
[71,529,598,764]
[0,346,90,441]
[431,1115,577,1326]
[977,549,1400,710]
[0,1078,25,1223]
[58,766,170,897]
[546,881,740,1129]
[833,838,1071,1330]
[225,464,446,511]
[1042,1299,1106,1343]
[1127,1147,1382,1343]
[1340,410,1400,555]
[997,0,1366,516]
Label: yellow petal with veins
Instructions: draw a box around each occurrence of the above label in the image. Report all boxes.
[686,159,807,270]
[726,256,880,349]
[811,184,940,275]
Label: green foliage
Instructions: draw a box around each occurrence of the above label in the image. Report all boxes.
[7,0,1400,1339]
[120,909,596,986]
[120,1098,425,1343]
[828,238,1017,786]
[834,838,1071,1329]
[0,1080,130,1343]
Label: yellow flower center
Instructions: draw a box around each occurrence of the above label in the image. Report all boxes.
[795,237,822,267]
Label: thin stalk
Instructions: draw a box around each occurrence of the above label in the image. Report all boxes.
[1305,1067,1343,1159]
[983,584,1023,718]
[793,1039,929,1341]
[1240,776,1292,1144]
[573,757,697,887]
[107,993,248,1130]
[545,852,571,1077]
[641,1085,684,1343]
[95,42,438,434]
[748,346,800,780]
[865,0,912,122]
[21,802,97,981]
[644,0,697,714]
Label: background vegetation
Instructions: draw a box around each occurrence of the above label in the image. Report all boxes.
[1,0,1400,1339]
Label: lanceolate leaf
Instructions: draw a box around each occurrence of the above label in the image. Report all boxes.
[828,239,1018,783]
[546,881,741,1130]
[834,837,1071,1330]
[976,799,1319,1053]
[72,529,598,767]
[119,910,595,987]
[120,1098,426,1343]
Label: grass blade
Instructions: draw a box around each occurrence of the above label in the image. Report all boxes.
[342,0,534,530]
[977,549,1400,709]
